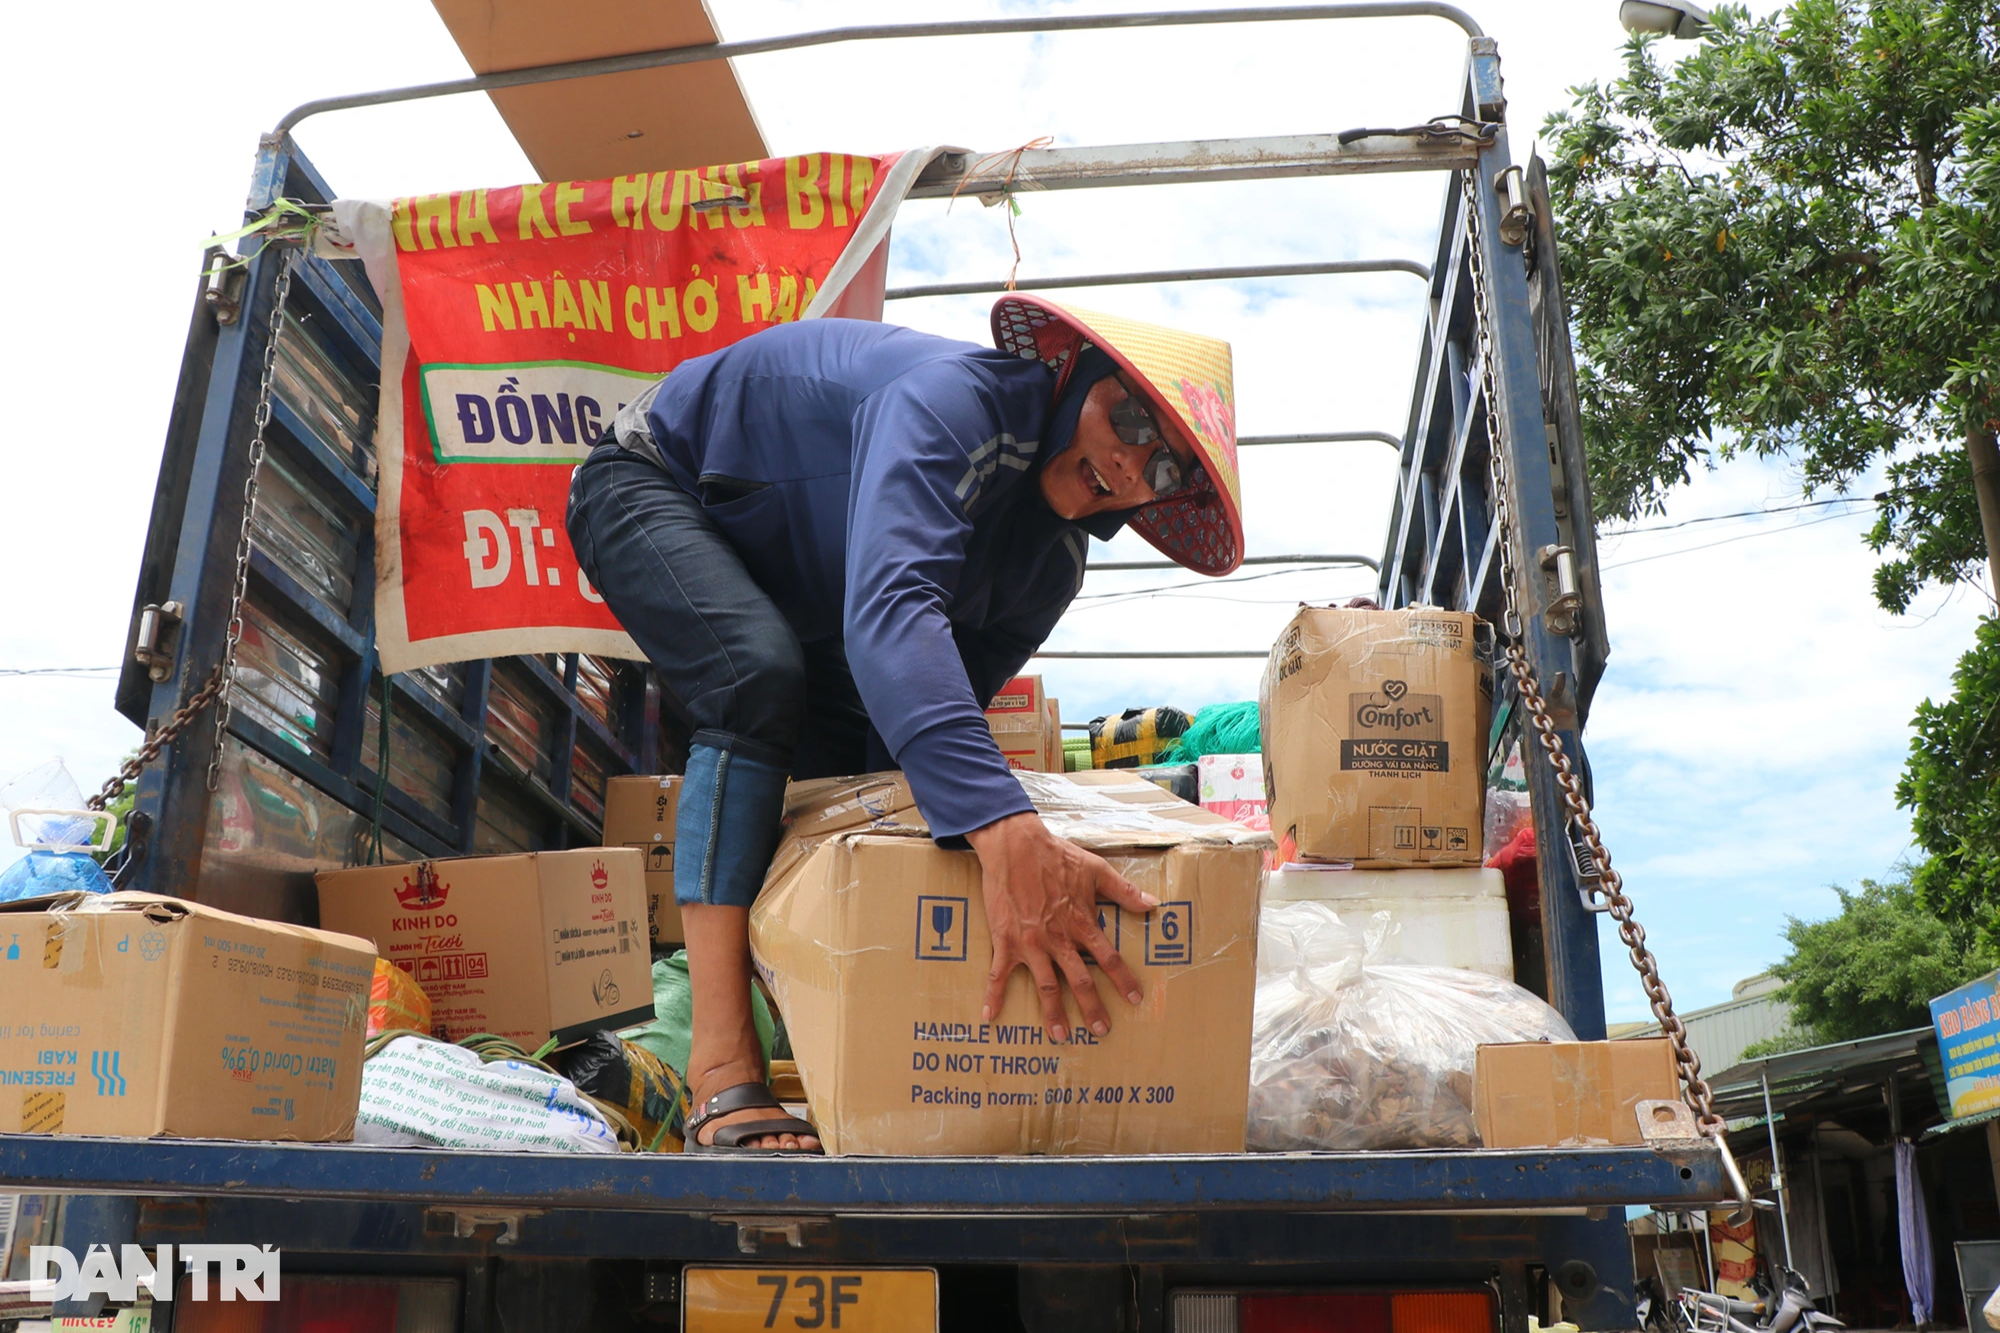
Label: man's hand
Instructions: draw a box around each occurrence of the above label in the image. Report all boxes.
[964,811,1157,1042]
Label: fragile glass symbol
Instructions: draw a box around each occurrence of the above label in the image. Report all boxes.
[931,902,955,951]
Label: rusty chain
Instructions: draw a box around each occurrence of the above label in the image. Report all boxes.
[86,251,295,815]
[1458,170,1733,1146]
[85,664,227,813]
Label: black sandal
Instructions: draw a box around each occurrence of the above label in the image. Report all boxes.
[685,1081,825,1155]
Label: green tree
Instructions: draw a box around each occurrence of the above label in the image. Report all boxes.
[1899,617,2000,935]
[1756,874,1994,1050]
[1543,0,2000,608]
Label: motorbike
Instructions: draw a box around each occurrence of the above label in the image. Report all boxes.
[1672,1268,1844,1333]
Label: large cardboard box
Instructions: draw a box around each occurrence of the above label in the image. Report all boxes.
[1473,1039,1680,1148]
[0,892,373,1140]
[751,770,1267,1155]
[602,775,683,946]
[317,848,653,1047]
[1261,606,1492,866]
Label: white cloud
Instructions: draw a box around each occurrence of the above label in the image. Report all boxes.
[0,0,1947,1023]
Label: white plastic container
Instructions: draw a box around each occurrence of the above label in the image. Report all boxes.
[1262,865,1514,979]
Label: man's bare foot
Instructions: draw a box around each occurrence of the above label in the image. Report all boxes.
[689,1056,821,1152]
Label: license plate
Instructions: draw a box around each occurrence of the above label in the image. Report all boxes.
[682,1266,937,1332]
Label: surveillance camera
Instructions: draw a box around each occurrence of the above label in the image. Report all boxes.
[1619,0,1711,38]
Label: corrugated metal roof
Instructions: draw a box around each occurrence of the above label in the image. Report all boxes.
[1711,1025,1934,1088]
[1703,1025,1946,1125]
[428,0,766,182]
[1617,990,1795,1076]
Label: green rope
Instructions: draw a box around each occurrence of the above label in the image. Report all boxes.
[200,199,324,263]
[367,673,393,866]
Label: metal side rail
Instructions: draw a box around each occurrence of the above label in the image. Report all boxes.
[0,1135,1725,1215]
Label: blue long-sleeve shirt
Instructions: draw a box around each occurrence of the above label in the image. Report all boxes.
[627,319,1119,838]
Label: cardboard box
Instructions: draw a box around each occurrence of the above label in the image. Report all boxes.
[1473,1038,1680,1148]
[987,681,1062,772]
[602,775,683,946]
[751,770,1269,1155]
[0,892,374,1140]
[1261,606,1492,866]
[317,849,654,1047]
[986,674,1046,716]
[989,712,1056,772]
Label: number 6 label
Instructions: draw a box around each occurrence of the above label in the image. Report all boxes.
[1143,901,1194,966]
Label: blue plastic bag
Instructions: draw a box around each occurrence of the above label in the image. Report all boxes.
[0,850,111,902]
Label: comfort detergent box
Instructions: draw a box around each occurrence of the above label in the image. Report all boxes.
[751,770,1267,1155]
[0,892,374,1140]
[1261,605,1492,866]
[317,848,653,1047]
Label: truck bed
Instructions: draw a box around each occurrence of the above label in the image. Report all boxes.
[0,1135,1726,1265]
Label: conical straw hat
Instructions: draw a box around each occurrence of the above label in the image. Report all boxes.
[992,294,1242,576]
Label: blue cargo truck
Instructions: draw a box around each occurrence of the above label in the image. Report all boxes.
[0,8,1753,1331]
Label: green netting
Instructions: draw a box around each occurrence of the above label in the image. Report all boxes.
[1162,701,1262,763]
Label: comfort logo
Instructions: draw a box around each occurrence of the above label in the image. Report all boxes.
[1350,680,1443,738]
[394,864,449,911]
[420,361,660,464]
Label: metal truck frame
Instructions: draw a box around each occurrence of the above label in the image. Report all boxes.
[0,9,1729,1330]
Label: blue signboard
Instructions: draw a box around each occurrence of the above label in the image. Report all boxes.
[1932,969,2000,1118]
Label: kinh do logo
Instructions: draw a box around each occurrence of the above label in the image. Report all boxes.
[394,863,449,911]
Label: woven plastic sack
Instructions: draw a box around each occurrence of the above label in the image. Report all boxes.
[366,958,433,1039]
[357,1035,619,1152]
[1248,902,1574,1151]
[562,1031,691,1152]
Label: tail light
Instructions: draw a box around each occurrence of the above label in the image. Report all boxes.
[1173,1288,1494,1333]
[172,1274,458,1332]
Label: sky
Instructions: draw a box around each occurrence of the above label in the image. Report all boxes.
[0,0,1982,1022]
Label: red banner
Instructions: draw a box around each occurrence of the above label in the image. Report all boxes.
[349,153,910,672]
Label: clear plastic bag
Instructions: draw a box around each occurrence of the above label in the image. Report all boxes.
[1483,787,1533,862]
[1248,901,1574,1151]
[0,760,111,901]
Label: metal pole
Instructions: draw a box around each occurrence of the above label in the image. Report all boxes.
[1086,553,1381,572]
[1698,1210,1718,1291]
[885,258,1429,301]
[1033,650,1269,659]
[1239,431,1403,448]
[1761,1070,1796,1272]
[273,5,1485,135]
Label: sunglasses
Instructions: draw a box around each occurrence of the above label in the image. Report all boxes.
[1108,383,1202,500]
